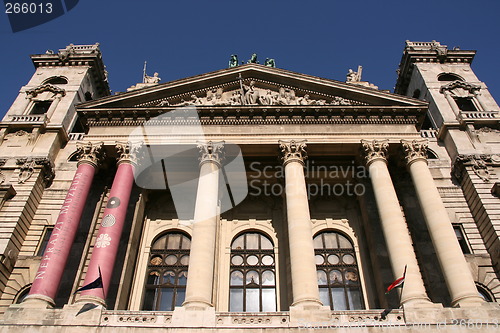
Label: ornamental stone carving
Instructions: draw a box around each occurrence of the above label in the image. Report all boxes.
[198,141,225,166]
[26,84,66,98]
[76,142,105,168]
[279,140,307,166]
[439,81,481,96]
[361,139,389,166]
[15,158,54,185]
[116,141,143,166]
[453,154,492,182]
[401,139,428,166]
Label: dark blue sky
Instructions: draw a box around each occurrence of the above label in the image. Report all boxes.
[1,0,499,115]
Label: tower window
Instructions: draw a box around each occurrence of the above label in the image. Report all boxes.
[476,284,494,302]
[454,97,477,111]
[229,232,276,312]
[36,227,54,256]
[30,101,52,114]
[438,73,463,81]
[142,232,190,311]
[453,224,471,254]
[314,231,364,310]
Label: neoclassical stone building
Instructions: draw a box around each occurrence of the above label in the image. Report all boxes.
[0,41,499,331]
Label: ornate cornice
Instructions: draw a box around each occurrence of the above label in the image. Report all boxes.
[439,81,481,94]
[75,142,105,168]
[401,139,428,166]
[452,154,498,183]
[198,141,224,167]
[116,141,143,166]
[279,140,307,166]
[361,139,389,166]
[26,84,66,98]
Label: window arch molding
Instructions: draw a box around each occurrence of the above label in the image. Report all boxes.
[311,219,369,309]
[218,219,280,312]
[129,220,193,311]
[228,230,277,312]
[14,284,32,304]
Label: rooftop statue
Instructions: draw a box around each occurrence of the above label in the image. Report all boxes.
[346,66,362,82]
[247,53,259,64]
[264,58,276,68]
[229,54,239,68]
[144,72,161,84]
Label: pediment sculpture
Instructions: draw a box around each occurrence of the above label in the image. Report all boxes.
[141,80,366,107]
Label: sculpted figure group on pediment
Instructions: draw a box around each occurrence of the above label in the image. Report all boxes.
[156,82,358,107]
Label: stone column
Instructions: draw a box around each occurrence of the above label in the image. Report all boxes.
[183,141,224,309]
[24,142,104,307]
[361,140,431,306]
[46,93,64,119]
[442,90,461,116]
[280,140,322,308]
[76,142,140,306]
[401,139,484,307]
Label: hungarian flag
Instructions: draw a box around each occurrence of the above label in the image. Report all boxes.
[385,265,406,294]
[74,267,103,294]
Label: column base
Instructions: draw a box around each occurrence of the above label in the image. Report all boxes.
[172,306,216,327]
[401,295,436,308]
[451,294,486,308]
[22,294,55,308]
[182,298,213,310]
[75,295,107,308]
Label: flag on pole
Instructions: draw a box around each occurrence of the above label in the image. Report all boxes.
[385,265,406,294]
[74,266,103,294]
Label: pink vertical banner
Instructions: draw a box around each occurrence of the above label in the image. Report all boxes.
[27,162,96,305]
[79,162,135,301]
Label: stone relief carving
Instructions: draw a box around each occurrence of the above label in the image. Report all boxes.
[477,127,500,134]
[141,80,365,107]
[198,141,225,166]
[15,158,54,185]
[453,154,492,182]
[361,139,389,165]
[75,142,105,168]
[401,139,428,165]
[279,140,307,165]
[26,83,66,98]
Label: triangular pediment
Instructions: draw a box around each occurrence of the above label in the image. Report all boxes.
[78,64,427,110]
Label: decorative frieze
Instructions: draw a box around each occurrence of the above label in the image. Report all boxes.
[25,83,66,99]
[360,139,389,166]
[75,142,105,168]
[279,140,307,166]
[198,141,225,166]
[400,139,428,166]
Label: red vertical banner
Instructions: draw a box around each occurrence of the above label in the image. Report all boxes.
[79,162,135,302]
[27,162,96,305]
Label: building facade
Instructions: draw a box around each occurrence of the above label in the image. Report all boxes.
[0,41,499,331]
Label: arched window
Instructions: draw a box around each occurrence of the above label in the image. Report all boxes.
[476,284,494,302]
[229,232,276,312]
[42,76,68,85]
[14,285,31,304]
[437,73,463,82]
[142,232,191,311]
[314,231,364,310]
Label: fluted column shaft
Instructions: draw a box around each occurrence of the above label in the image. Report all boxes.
[183,142,224,309]
[77,142,140,306]
[402,139,484,307]
[25,142,104,307]
[280,140,322,308]
[361,140,431,306]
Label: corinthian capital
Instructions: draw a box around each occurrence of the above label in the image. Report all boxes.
[401,139,428,166]
[279,140,307,166]
[116,141,143,166]
[76,142,105,168]
[198,141,224,166]
[361,139,389,166]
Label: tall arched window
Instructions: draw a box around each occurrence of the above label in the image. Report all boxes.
[142,232,190,311]
[229,232,276,312]
[314,231,364,310]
